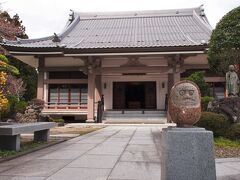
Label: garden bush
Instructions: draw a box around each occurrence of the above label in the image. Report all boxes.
[201,96,214,111]
[225,124,240,140]
[50,118,64,123]
[186,71,210,96]
[1,96,18,119]
[15,101,28,113]
[195,112,230,137]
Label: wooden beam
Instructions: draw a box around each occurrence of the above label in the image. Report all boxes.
[39,66,87,72]
[204,77,225,82]
[100,66,172,74]
[44,79,87,84]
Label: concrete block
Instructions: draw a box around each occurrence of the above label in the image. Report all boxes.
[0,135,20,151]
[34,129,49,142]
[161,127,216,180]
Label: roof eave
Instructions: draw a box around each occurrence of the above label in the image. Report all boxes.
[64,44,208,54]
[4,44,208,56]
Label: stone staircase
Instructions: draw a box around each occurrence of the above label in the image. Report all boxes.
[103,110,167,124]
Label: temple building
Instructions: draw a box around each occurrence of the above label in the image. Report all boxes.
[0,6,225,122]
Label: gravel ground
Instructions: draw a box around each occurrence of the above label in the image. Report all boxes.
[215,146,240,158]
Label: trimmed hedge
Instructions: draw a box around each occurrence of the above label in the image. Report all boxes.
[49,118,64,123]
[225,124,240,140]
[195,112,230,137]
[15,101,28,113]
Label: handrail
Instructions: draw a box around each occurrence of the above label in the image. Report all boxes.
[96,95,104,123]
[44,102,87,110]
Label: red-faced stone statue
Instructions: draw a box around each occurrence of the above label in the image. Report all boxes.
[168,80,201,127]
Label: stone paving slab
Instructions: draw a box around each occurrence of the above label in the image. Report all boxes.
[46,168,111,180]
[62,143,97,151]
[67,154,119,168]
[38,150,86,160]
[108,161,161,180]
[0,159,71,177]
[120,150,160,163]
[87,146,125,156]
[0,126,239,180]
[0,176,46,180]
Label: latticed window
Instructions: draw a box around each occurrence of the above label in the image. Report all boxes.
[49,84,87,105]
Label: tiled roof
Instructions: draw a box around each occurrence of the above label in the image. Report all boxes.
[1,6,212,50]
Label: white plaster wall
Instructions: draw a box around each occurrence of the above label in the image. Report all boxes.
[184,54,208,65]
[102,56,168,67]
[15,55,38,68]
[45,57,85,67]
[102,57,129,67]
[139,56,168,66]
[102,74,168,110]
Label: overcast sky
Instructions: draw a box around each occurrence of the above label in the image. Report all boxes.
[1,0,239,39]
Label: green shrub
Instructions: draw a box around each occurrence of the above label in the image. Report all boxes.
[49,118,64,123]
[186,71,210,96]
[7,96,18,113]
[225,124,240,140]
[201,96,214,111]
[1,96,18,118]
[15,101,28,113]
[215,137,240,148]
[195,112,230,137]
[0,54,9,63]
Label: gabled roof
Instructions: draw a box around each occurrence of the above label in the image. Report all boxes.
[1,6,212,52]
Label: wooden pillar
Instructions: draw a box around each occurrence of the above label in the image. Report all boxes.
[167,55,181,123]
[95,75,102,102]
[167,55,182,94]
[168,73,174,95]
[87,57,96,122]
[37,57,45,100]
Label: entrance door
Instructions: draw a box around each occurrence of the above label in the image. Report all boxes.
[113,82,156,109]
[126,82,145,109]
[145,82,156,109]
[113,82,126,109]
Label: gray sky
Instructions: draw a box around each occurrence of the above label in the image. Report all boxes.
[2,0,240,39]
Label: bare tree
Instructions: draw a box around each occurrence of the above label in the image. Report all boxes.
[5,75,26,101]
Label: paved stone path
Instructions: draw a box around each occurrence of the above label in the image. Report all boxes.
[0,126,239,180]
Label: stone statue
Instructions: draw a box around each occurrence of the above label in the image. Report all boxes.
[226,65,239,97]
[168,80,201,127]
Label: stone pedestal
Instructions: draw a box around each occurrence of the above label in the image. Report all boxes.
[34,129,50,142]
[161,127,216,180]
[0,135,20,151]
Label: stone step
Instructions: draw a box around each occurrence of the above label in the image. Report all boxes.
[104,111,166,116]
[104,110,166,115]
[103,110,167,124]
[104,113,166,117]
[104,117,167,124]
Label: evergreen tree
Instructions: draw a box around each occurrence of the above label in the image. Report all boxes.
[0,10,36,101]
[208,6,240,75]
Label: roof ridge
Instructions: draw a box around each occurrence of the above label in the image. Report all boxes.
[76,6,202,19]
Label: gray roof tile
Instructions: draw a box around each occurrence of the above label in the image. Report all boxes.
[2,7,212,50]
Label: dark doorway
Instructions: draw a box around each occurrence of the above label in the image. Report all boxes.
[113,82,156,109]
[126,82,145,109]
